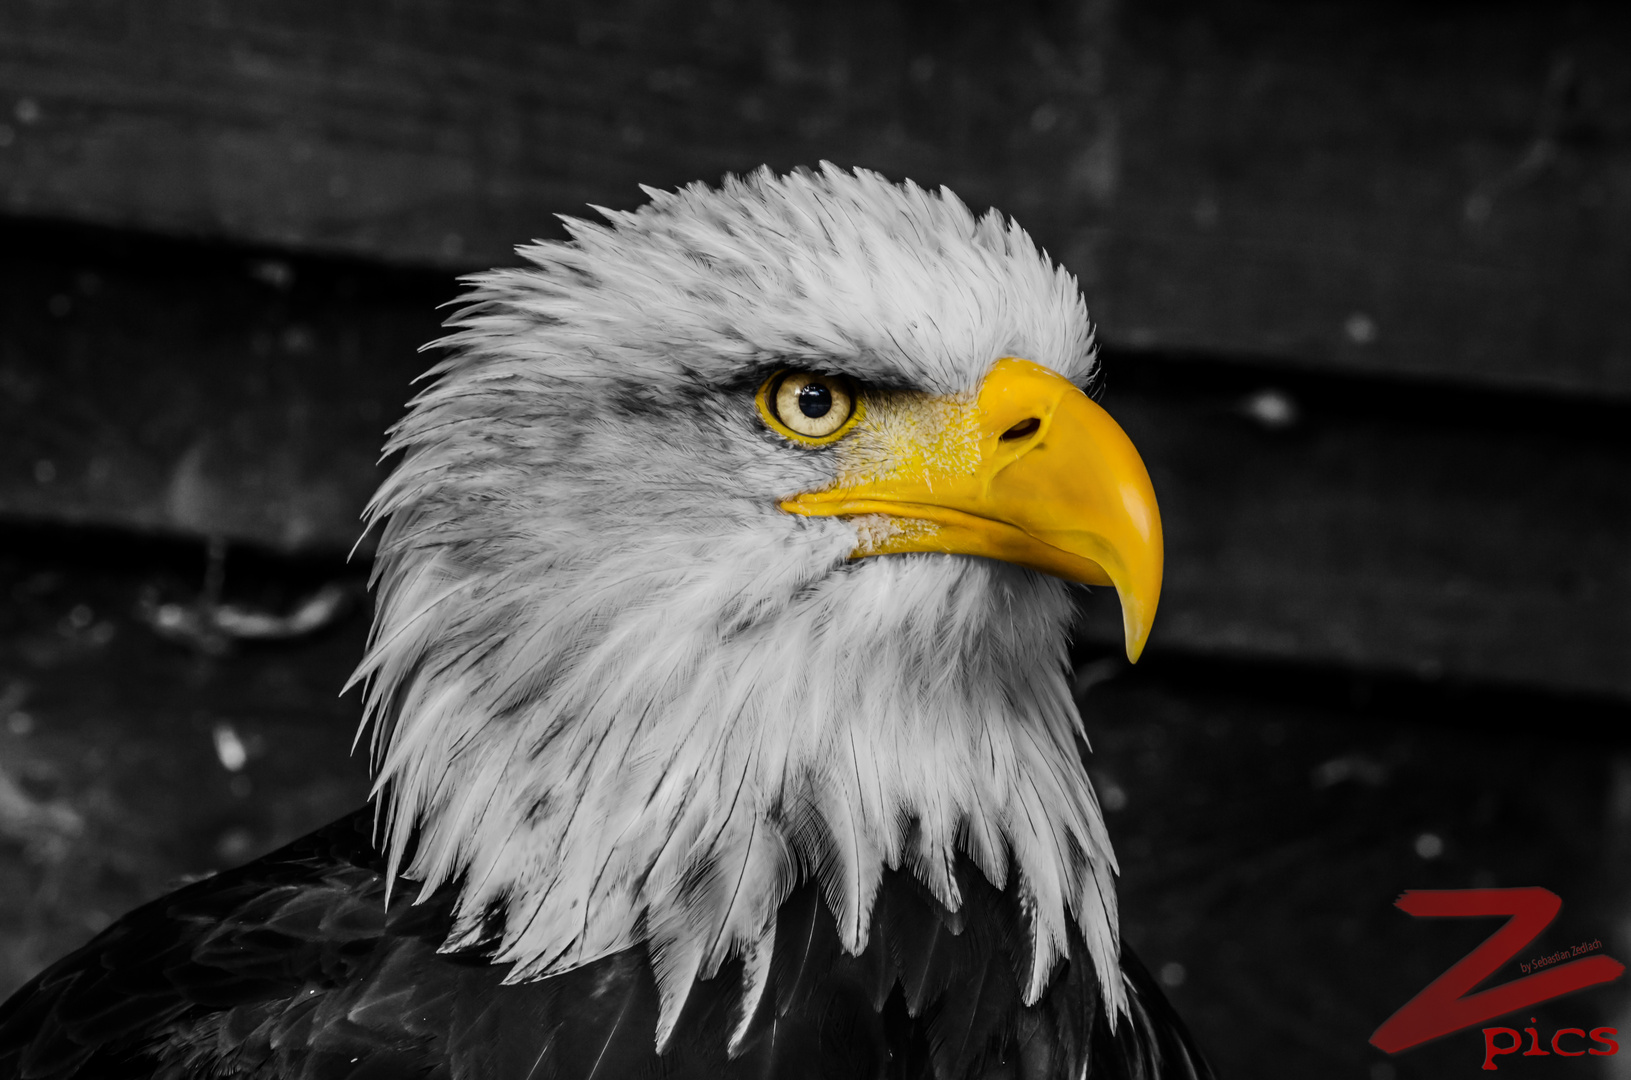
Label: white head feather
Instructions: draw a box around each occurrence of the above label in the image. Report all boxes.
[351,164,1124,1043]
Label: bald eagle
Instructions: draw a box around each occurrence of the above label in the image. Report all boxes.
[0,166,1209,1079]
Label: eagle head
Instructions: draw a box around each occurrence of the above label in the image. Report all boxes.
[351,164,1163,1042]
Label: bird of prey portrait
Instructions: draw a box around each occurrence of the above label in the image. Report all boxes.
[0,165,1211,1080]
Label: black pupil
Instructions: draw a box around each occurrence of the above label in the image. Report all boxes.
[797,382,832,419]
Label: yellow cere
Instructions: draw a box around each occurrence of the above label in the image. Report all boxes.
[831,389,981,509]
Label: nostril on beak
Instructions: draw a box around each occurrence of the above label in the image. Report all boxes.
[1000,417,1041,441]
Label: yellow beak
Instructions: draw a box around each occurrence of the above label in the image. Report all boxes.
[780,357,1163,662]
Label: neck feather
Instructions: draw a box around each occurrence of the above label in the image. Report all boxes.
[353,522,1124,1042]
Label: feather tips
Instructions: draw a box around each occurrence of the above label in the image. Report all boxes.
[0,812,1212,1080]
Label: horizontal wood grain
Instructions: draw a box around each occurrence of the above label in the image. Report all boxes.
[0,220,1625,697]
[1091,361,1631,699]
[0,0,1628,395]
[0,221,439,552]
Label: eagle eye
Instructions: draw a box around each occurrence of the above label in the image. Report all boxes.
[758,370,860,444]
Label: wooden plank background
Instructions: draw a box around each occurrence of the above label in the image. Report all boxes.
[1,0,1628,396]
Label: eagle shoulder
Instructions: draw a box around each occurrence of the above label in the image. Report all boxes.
[0,813,1210,1080]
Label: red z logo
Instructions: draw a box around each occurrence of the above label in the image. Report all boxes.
[1371,888,1625,1053]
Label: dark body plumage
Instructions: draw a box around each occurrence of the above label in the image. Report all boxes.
[0,813,1212,1080]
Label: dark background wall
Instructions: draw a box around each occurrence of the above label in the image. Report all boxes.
[0,2,1626,1077]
